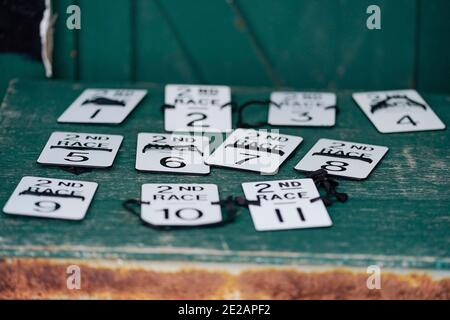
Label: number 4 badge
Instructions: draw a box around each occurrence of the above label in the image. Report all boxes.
[3,176,97,220]
[295,138,388,180]
[268,91,336,127]
[37,132,123,168]
[353,89,446,133]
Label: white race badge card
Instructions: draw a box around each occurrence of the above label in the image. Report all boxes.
[353,89,445,133]
[206,129,302,175]
[269,91,336,127]
[37,132,123,168]
[242,179,332,231]
[58,89,147,124]
[295,138,388,180]
[141,184,221,227]
[3,176,97,220]
[164,84,232,132]
[135,133,210,175]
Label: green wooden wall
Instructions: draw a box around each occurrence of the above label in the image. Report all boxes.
[1,0,450,97]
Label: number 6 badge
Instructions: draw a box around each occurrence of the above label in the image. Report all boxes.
[37,132,123,169]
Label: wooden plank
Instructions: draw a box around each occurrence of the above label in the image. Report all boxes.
[77,0,132,81]
[0,79,449,270]
[417,0,450,93]
[152,0,273,86]
[52,0,78,80]
[0,54,44,99]
[236,0,417,90]
[134,0,199,84]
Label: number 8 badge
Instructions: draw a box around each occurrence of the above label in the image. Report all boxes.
[295,138,388,180]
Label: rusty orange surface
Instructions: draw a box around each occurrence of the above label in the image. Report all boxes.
[0,258,449,300]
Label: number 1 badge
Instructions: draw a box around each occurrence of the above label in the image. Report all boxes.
[58,89,147,124]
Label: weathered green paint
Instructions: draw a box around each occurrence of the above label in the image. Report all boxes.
[417,0,450,93]
[78,0,133,81]
[2,0,450,95]
[0,79,449,270]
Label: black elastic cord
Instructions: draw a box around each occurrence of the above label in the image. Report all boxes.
[236,100,280,128]
[306,169,348,207]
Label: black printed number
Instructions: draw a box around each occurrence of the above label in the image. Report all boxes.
[160,156,186,169]
[187,112,209,127]
[292,112,313,122]
[275,207,305,222]
[161,208,204,221]
[321,161,349,172]
[236,152,260,165]
[65,152,89,162]
[34,201,61,213]
[397,115,417,126]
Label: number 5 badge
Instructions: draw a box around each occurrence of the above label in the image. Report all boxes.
[37,132,123,168]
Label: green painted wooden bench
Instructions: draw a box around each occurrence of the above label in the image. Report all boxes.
[1,79,449,272]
